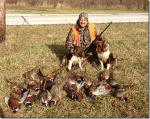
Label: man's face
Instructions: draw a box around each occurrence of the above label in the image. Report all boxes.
[79,17,88,28]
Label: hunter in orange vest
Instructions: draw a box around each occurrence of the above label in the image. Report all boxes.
[72,23,96,46]
[66,12,98,53]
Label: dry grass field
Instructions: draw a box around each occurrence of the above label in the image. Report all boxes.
[0,22,148,118]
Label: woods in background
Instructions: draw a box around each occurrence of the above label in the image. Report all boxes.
[6,0,148,10]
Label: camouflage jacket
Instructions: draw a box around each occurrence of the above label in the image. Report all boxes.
[65,21,98,52]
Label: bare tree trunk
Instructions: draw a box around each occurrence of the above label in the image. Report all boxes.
[143,0,148,10]
[0,0,6,43]
[120,0,123,4]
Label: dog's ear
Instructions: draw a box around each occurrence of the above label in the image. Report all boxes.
[82,50,85,57]
[79,47,85,57]
[102,40,109,51]
[96,41,103,47]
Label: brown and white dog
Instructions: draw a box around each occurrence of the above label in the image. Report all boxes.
[92,38,117,70]
[66,46,86,71]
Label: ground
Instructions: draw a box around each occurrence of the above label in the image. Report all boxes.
[0,23,148,118]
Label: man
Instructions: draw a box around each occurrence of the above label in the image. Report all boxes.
[65,12,98,54]
[62,12,102,67]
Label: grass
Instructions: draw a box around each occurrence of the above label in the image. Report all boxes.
[6,6,148,14]
[0,22,148,118]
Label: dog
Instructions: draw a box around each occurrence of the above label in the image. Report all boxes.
[66,46,86,71]
[92,38,117,70]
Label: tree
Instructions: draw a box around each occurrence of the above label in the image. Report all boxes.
[143,0,148,10]
[0,0,6,43]
[120,0,123,4]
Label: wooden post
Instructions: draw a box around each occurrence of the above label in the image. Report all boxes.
[0,0,6,43]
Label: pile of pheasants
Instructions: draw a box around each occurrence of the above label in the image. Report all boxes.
[4,66,129,113]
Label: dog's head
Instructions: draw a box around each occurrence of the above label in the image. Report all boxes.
[73,46,85,58]
[102,40,109,51]
[95,40,109,53]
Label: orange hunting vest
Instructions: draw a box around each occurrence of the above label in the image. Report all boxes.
[72,23,96,46]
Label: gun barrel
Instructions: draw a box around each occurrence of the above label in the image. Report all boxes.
[99,21,112,36]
